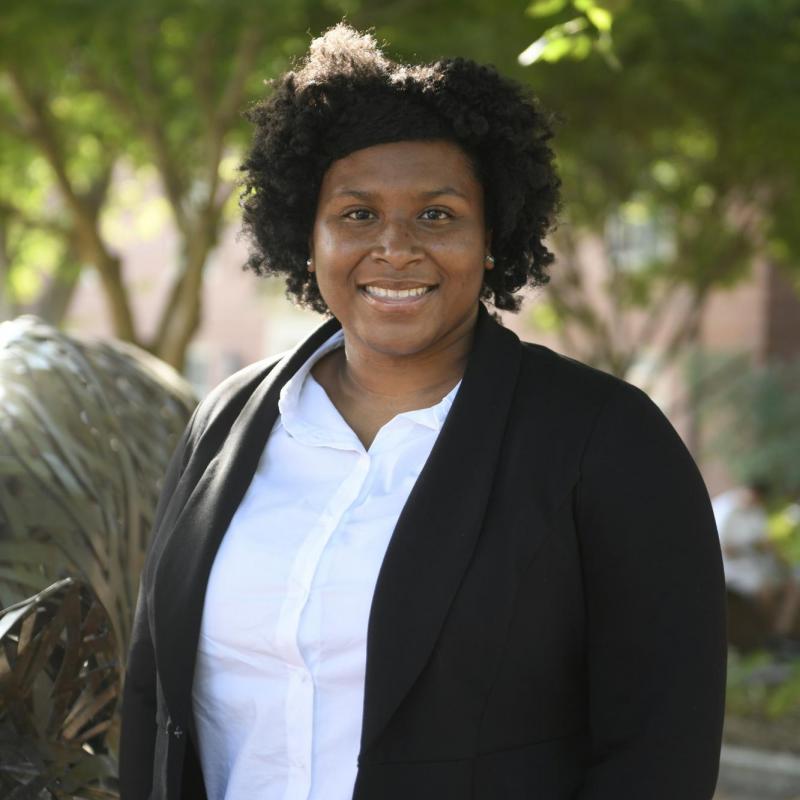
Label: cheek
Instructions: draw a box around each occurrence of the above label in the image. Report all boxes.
[313,268,348,308]
[427,228,486,268]
[312,221,340,258]
[313,216,368,253]
[310,226,358,292]
[448,251,489,291]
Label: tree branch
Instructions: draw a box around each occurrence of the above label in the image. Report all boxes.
[149,23,263,367]
[28,249,82,326]
[636,287,708,398]
[202,23,263,215]
[0,201,72,238]
[131,21,194,238]
[7,69,137,342]
[0,210,19,320]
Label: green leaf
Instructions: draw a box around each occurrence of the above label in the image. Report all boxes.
[525,0,569,18]
[593,33,621,70]
[541,36,574,62]
[518,17,590,65]
[586,5,613,31]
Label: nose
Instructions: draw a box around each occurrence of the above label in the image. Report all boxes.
[371,217,423,269]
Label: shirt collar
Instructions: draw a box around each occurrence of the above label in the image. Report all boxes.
[277,328,461,446]
[278,327,345,424]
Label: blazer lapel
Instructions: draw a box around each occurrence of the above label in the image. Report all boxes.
[151,314,342,724]
[359,304,522,752]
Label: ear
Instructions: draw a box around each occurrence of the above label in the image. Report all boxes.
[307,238,315,273]
[484,228,494,270]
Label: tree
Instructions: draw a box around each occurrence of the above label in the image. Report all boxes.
[503,0,800,378]
[0,0,344,368]
[1,0,797,374]
[689,351,800,497]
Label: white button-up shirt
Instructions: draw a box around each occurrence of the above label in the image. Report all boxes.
[191,329,460,800]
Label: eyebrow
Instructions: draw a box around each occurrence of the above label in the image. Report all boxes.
[331,186,469,201]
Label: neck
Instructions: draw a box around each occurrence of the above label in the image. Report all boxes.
[335,308,479,409]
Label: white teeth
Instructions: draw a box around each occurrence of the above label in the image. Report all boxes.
[363,285,432,299]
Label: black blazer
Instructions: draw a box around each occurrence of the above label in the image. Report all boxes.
[120,303,727,799]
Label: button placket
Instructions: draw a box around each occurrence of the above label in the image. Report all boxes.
[284,454,370,792]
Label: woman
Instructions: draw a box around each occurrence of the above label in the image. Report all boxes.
[120,23,727,800]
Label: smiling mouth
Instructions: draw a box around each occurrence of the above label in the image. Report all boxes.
[362,285,435,300]
[359,283,438,305]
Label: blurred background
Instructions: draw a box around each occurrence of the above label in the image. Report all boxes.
[1,0,799,797]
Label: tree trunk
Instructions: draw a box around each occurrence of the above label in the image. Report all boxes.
[149,229,216,370]
[29,255,81,326]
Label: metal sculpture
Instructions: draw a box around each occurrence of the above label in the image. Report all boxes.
[0,316,197,796]
[0,578,119,798]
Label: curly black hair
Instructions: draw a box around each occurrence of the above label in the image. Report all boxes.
[238,23,561,313]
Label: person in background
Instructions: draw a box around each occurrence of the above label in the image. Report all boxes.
[713,481,799,648]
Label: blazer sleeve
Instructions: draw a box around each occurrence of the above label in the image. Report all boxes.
[573,380,727,800]
[118,412,196,799]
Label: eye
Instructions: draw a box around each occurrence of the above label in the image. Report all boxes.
[344,208,375,221]
[420,208,452,221]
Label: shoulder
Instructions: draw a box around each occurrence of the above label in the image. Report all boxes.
[517,339,661,431]
[184,351,287,455]
[514,338,703,498]
[520,340,618,394]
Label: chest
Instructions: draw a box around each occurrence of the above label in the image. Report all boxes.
[190,418,449,796]
[194,415,439,675]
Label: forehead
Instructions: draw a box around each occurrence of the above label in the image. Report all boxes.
[319,139,481,197]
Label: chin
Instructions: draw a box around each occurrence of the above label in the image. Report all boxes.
[355,329,434,359]
[364,340,429,359]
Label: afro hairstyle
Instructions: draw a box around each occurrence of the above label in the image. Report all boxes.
[238,23,561,313]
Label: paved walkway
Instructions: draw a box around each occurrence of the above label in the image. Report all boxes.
[715,745,800,800]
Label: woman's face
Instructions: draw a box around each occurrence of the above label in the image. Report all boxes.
[310,139,492,360]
